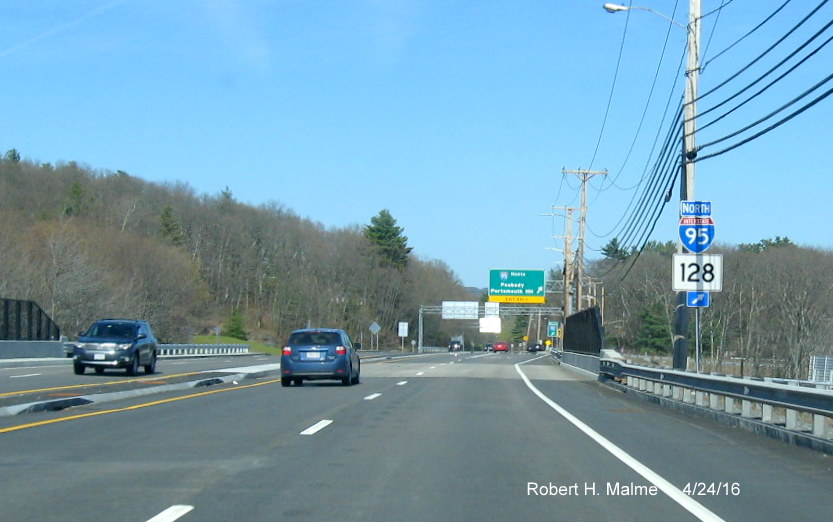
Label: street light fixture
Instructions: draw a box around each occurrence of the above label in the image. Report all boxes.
[602,3,687,30]
[604,1,702,370]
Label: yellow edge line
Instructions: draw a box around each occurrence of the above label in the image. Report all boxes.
[0,378,282,435]
[0,371,211,398]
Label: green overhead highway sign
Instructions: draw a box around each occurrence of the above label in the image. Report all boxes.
[488,269,546,304]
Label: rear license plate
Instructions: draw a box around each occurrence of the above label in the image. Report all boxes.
[304,351,323,361]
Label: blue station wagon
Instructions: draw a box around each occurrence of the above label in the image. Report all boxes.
[281,328,361,387]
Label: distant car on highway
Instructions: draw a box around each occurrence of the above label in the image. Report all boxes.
[281,328,361,387]
[70,319,158,376]
[527,343,543,352]
[448,340,463,351]
[484,343,494,352]
[493,341,509,352]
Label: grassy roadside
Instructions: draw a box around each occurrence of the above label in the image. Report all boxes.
[190,335,280,356]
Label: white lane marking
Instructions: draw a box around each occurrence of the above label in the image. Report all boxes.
[416,371,425,376]
[300,419,333,435]
[146,505,194,522]
[396,381,408,386]
[10,373,41,378]
[514,360,725,522]
[430,366,437,369]
[364,393,382,401]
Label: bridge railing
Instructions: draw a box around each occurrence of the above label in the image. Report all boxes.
[157,344,250,357]
[598,358,833,445]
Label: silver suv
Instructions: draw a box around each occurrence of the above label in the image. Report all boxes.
[70,319,158,376]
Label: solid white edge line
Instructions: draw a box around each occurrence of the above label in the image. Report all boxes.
[300,419,333,435]
[364,393,382,400]
[514,359,726,522]
[146,505,194,522]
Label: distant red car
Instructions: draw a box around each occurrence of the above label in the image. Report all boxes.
[493,341,509,352]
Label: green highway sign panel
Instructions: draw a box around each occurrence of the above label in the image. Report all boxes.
[488,269,546,304]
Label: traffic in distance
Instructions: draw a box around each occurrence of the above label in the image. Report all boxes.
[66,319,159,376]
[2,348,831,522]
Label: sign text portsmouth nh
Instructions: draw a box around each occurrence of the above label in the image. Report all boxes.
[488,269,546,304]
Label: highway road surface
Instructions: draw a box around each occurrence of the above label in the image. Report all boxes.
[1,352,830,521]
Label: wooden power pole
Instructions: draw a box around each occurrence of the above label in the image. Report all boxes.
[562,168,607,312]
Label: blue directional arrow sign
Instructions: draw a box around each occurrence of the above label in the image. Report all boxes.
[679,216,715,253]
[687,291,710,308]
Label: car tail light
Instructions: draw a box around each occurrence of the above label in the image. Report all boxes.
[282,346,292,355]
[336,345,346,355]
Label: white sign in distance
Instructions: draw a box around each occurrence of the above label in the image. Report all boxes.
[398,322,408,337]
[442,301,479,320]
[484,302,500,318]
[479,316,501,334]
[672,253,723,292]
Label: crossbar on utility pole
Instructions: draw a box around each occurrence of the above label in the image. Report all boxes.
[562,168,607,312]
[550,206,578,317]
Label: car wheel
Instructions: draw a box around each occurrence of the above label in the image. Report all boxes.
[126,355,139,376]
[351,365,360,385]
[144,353,156,374]
[95,367,105,375]
[73,363,85,375]
[342,366,352,386]
[281,377,291,387]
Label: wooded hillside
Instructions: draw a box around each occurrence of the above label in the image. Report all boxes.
[0,149,474,346]
[594,239,833,379]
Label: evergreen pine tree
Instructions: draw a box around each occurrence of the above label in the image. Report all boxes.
[364,209,413,270]
[223,309,248,341]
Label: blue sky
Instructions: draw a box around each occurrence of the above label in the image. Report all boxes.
[3,1,832,288]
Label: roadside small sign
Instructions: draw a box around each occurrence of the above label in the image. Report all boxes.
[679,200,715,253]
[687,291,710,307]
[680,200,712,217]
[673,253,723,292]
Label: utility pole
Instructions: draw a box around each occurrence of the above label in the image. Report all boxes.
[562,168,607,312]
[550,206,577,317]
[673,0,701,371]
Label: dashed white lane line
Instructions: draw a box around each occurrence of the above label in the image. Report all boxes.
[146,505,194,522]
[364,393,382,401]
[300,419,333,435]
[396,381,408,386]
[416,371,425,376]
[9,373,41,378]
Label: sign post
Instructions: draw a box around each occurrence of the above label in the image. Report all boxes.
[369,321,381,351]
[398,322,408,352]
[676,200,719,372]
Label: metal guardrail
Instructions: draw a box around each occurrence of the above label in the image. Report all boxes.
[597,358,833,443]
[157,344,250,357]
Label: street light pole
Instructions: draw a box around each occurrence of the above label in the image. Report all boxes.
[604,1,701,370]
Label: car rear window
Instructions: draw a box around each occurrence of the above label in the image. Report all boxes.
[87,322,136,340]
[288,331,342,346]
